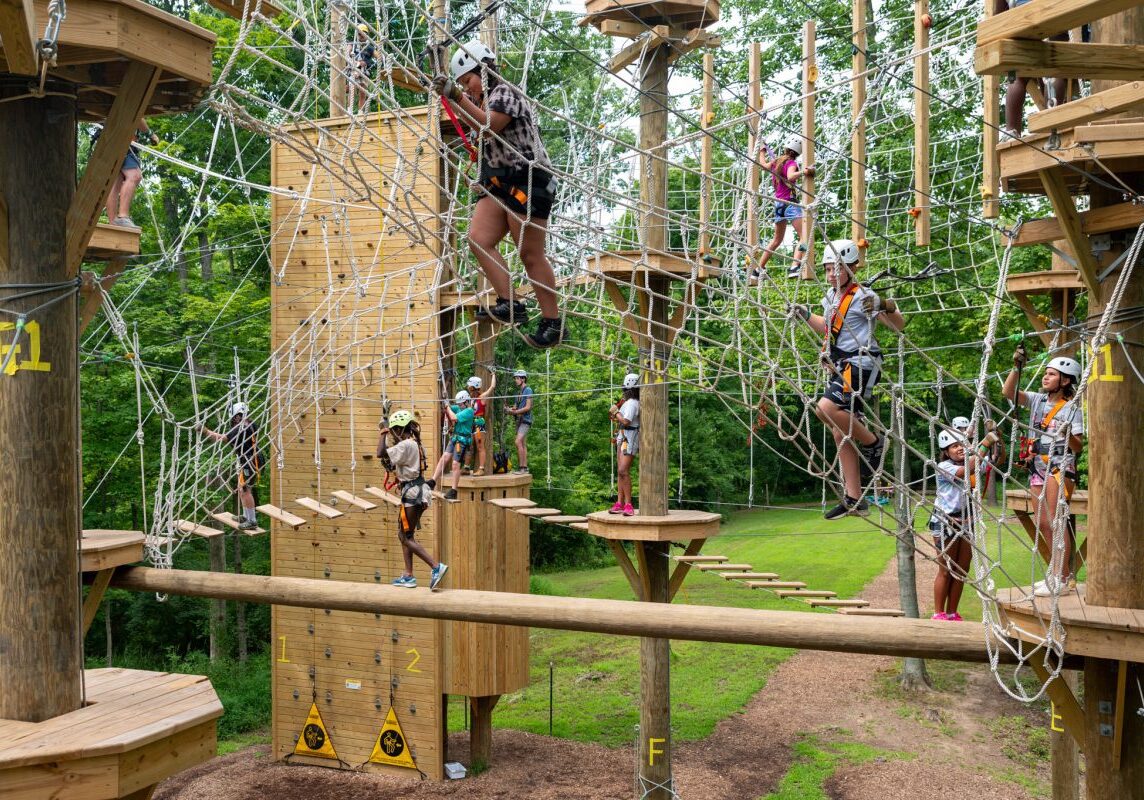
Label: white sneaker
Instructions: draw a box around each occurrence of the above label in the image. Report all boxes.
[1033,576,1060,597]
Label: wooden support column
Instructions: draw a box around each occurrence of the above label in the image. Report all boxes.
[913,0,931,245]
[329,3,348,117]
[1080,12,1144,800]
[800,21,816,280]
[699,52,714,261]
[468,694,499,770]
[638,540,671,799]
[745,43,761,266]
[0,0,38,75]
[982,0,1000,218]
[473,320,497,471]
[1051,670,1081,800]
[851,0,868,243]
[0,90,82,722]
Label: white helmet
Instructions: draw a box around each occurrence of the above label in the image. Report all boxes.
[1046,356,1082,383]
[622,373,640,389]
[466,376,482,390]
[822,239,861,267]
[785,139,803,156]
[937,430,962,450]
[449,40,496,80]
[454,390,471,404]
[951,416,970,432]
[513,369,527,379]
[230,402,249,418]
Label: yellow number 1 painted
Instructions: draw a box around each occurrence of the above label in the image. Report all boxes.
[278,635,290,662]
[0,320,51,375]
[1091,343,1124,382]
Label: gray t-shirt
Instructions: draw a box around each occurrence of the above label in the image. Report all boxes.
[386,438,422,482]
[481,83,552,174]
[933,460,966,516]
[1021,391,1084,474]
[616,397,640,453]
[514,385,534,425]
[821,284,881,368]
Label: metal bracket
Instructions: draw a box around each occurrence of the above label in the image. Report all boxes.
[1046,241,1078,268]
[1097,248,1132,284]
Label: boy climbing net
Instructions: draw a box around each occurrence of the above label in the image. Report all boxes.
[199,402,263,531]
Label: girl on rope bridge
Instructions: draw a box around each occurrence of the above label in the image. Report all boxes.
[608,373,641,517]
[789,239,905,520]
[198,401,263,531]
[462,372,497,476]
[1002,345,1085,597]
[376,409,447,590]
[931,427,999,621]
[430,390,477,501]
[751,139,814,283]
[431,41,563,348]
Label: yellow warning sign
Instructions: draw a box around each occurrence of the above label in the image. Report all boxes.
[293,702,338,760]
[368,706,417,769]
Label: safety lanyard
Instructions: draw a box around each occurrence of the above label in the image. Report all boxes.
[439,96,478,165]
[829,282,861,344]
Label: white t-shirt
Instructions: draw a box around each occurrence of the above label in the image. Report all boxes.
[1021,391,1084,473]
[616,398,640,450]
[822,283,882,368]
[386,438,422,482]
[933,460,967,516]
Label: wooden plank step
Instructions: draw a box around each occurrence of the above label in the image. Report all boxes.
[361,485,401,506]
[808,598,870,608]
[673,555,727,563]
[488,497,538,509]
[516,507,562,517]
[174,520,224,539]
[570,522,590,531]
[144,535,173,548]
[295,497,344,519]
[721,571,779,580]
[432,491,460,504]
[331,490,378,511]
[695,563,753,572]
[745,580,807,590]
[776,589,838,599]
[210,512,265,535]
[839,607,904,617]
[257,504,307,529]
[544,515,588,524]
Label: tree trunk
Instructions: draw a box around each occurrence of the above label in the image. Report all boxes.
[198,230,212,281]
[893,402,931,691]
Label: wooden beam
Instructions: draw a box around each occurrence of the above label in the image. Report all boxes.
[596,19,646,38]
[852,0,869,236]
[983,0,1000,218]
[975,40,1144,81]
[202,0,283,21]
[699,52,713,259]
[66,62,160,276]
[667,538,705,601]
[801,20,816,279]
[1038,168,1102,298]
[666,28,721,65]
[914,0,931,246]
[0,192,7,271]
[1030,80,1144,132]
[608,26,669,74]
[976,0,1144,46]
[1113,659,1128,770]
[1013,293,1056,349]
[1074,122,1144,141]
[1029,658,1086,752]
[746,42,761,264]
[0,0,37,75]
[1013,201,1144,246]
[82,568,115,635]
[110,565,1024,663]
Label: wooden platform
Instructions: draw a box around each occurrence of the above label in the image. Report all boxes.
[587,249,720,281]
[1006,270,1086,296]
[80,530,144,572]
[84,222,141,262]
[582,0,719,28]
[455,472,533,490]
[0,668,221,799]
[586,509,721,542]
[1006,488,1089,516]
[996,120,1144,193]
[995,583,1144,662]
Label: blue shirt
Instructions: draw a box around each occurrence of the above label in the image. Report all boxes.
[451,405,476,441]
[515,386,534,424]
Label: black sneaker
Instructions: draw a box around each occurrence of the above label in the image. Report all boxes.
[476,297,527,325]
[443,488,458,500]
[526,317,564,349]
[786,262,802,279]
[426,478,436,490]
[824,496,869,520]
[238,518,258,531]
[858,435,884,485]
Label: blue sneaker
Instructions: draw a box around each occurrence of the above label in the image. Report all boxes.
[391,575,417,588]
[430,563,448,590]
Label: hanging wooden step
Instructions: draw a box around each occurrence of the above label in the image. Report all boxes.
[673,555,727,564]
[488,497,538,509]
[257,504,307,529]
[745,580,807,590]
[210,512,265,535]
[174,520,224,539]
[544,515,589,524]
[839,607,905,617]
[808,598,870,608]
[721,571,779,580]
[362,485,401,506]
[570,522,591,531]
[295,497,343,519]
[331,490,378,511]
[775,589,838,599]
[516,507,562,517]
[144,534,173,549]
[695,563,753,572]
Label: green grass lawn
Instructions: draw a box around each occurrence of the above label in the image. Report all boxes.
[451,506,898,747]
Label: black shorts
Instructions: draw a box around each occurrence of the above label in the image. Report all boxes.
[238,461,260,488]
[929,515,965,553]
[822,361,879,412]
[480,169,556,220]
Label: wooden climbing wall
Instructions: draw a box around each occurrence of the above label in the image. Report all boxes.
[268,107,447,778]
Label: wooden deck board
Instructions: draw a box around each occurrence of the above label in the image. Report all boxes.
[488,497,538,509]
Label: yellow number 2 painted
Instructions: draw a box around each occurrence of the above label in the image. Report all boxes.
[1091,344,1124,382]
[405,648,422,673]
[0,320,51,375]
[648,737,666,765]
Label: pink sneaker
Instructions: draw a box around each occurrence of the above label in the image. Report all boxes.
[622,503,635,516]
[609,501,624,514]
[946,612,963,622]
[931,612,948,620]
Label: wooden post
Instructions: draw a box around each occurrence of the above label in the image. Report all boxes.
[982,0,1000,218]
[473,320,497,471]
[746,43,761,268]
[852,0,868,245]
[468,695,498,771]
[0,91,82,722]
[914,0,931,246]
[638,540,671,799]
[1079,12,1144,800]
[208,530,226,661]
[699,52,714,261]
[892,390,929,690]
[329,3,348,116]
[800,21,816,280]
[1051,670,1080,800]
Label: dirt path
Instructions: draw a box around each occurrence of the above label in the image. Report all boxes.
[156,556,1054,800]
